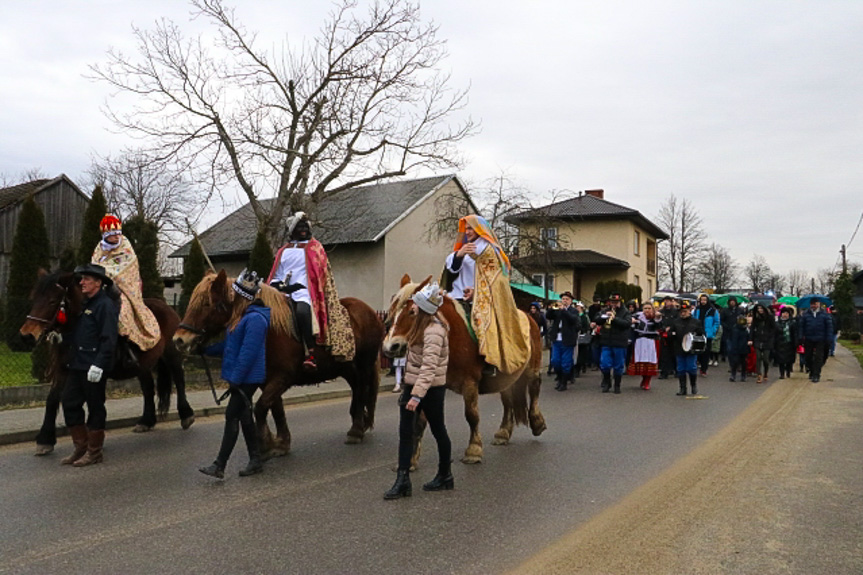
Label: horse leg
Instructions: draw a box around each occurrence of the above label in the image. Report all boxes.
[134,371,157,433]
[461,383,483,464]
[35,382,63,455]
[161,352,194,429]
[344,371,367,445]
[527,370,547,437]
[257,383,290,458]
[492,388,516,446]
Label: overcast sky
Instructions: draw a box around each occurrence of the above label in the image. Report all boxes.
[2,1,862,279]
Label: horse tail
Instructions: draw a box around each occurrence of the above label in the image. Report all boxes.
[508,377,530,427]
[156,357,172,419]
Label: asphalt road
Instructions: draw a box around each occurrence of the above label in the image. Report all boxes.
[0,360,858,574]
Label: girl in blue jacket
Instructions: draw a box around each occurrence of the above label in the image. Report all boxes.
[200,270,270,479]
[693,294,720,376]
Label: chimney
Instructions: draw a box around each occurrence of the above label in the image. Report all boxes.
[585,189,604,199]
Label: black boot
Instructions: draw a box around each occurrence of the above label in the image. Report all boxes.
[238,419,263,477]
[689,373,698,396]
[204,418,240,478]
[676,375,688,396]
[613,374,622,394]
[601,373,611,393]
[423,463,454,492]
[554,372,563,391]
[199,461,225,479]
[384,470,412,500]
[558,372,568,391]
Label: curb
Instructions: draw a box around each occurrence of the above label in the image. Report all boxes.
[0,382,396,447]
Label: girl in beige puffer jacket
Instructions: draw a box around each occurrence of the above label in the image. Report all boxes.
[384,283,452,500]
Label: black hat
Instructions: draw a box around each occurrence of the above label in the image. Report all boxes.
[607,293,622,303]
[74,263,112,287]
[560,291,574,300]
[232,268,261,301]
[679,300,692,310]
[662,295,674,302]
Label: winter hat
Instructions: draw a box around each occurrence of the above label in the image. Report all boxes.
[100,214,122,238]
[74,263,113,287]
[412,282,443,314]
[232,268,261,301]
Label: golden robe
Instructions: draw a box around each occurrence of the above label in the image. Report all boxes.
[91,238,161,351]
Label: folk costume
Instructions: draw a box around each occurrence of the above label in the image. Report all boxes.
[61,264,119,467]
[669,300,704,396]
[385,283,453,500]
[597,293,632,394]
[266,212,355,369]
[441,215,529,376]
[626,307,662,390]
[200,270,269,479]
[546,293,579,391]
[90,214,160,352]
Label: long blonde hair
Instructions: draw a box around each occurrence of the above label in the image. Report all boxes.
[228,297,253,331]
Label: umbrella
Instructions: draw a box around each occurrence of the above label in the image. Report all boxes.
[713,294,750,308]
[777,296,799,305]
[796,294,833,308]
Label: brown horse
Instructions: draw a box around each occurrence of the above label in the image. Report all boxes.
[172,270,383,456]
[383,274,546,464]
[19,270,195,455]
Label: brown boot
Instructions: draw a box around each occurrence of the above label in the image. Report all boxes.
[61,425,89,465]
[73,430,105,467]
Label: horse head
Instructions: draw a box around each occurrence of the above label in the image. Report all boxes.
[173,269,234,354]
[19,269,82,347]
[382,274,432,358]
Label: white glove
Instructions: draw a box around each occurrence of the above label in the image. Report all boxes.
[87,365,104,383]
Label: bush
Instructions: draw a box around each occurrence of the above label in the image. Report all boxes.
[840,330,860,342]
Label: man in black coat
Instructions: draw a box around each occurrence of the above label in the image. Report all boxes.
[546,292,579,391]
[657,296,679,379]
[668,300,704,396]
[597,293,632,394]
[798,300,833,383]
[719,296,744,362]
[61,263,120,467]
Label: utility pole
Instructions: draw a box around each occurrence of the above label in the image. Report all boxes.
[841,244,847,274]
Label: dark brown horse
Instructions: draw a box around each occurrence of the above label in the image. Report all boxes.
[18,270,195,455]
[383,274,546,464]
[172,270,384,456]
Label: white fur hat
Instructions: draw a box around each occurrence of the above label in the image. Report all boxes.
[412,282,443,314]
[285,211,308,237]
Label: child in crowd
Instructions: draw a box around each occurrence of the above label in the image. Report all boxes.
[727,315,751,382]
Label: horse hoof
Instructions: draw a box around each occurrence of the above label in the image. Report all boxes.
[266,447,289,458]
[531,422,548,437]
[461,455,482,464]
[181,416,195,430]
[133,424,154,433]
[34,444,54,456]
[491,433,510,446]
[344,435,363,445]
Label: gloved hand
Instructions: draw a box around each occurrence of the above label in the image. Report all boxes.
[269,280,286,291]
[283,283,305,294]
[87,365,104,383]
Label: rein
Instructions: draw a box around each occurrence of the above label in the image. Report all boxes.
[26,283,69,347]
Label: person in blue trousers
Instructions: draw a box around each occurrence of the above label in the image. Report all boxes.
[596,293,632,394]
[546,292,579,391]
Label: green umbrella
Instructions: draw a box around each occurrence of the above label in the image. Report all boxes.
[713,294,750,308]
[777,296,799,305]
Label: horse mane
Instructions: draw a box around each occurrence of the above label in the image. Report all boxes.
[394,280,462,331]
[190,272,292,336]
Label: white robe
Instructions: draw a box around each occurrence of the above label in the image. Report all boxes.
[444,238,489,299]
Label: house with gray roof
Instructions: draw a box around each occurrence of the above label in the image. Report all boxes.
[171,175,477,310]
[0,175,89,297]
[506,189,669,302]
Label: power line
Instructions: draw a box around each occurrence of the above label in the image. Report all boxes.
[847,211,863,247]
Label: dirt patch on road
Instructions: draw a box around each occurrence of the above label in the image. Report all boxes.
[510,352,863,575]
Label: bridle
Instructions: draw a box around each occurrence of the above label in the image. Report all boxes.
[25,282,69,343]
[178,295,231,338]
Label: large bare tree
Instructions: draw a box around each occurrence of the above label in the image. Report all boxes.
[655,194,706,292]
[695,243,738,292]
[91,0,475,244]
[785,269,810,296]
[744,254,773,292]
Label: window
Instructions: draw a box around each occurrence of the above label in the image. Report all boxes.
[634,274,640,286]
[531,273,555,292]
[646,239,657,275]
[634,230,641,256]
[540,227,558,249]
[648,279,653,296]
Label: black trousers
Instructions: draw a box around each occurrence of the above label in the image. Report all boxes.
[62,370,107,430]
[294,301,316,350]
[216,385,259,465]
[804,341,825,378]
[397,385,451,472]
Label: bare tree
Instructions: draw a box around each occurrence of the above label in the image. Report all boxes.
[90,0,475,245]
[695,243,738,292]
[744,255,773,292]
[87,149,205,247]
[768,273,787,293]
[815,268,837,294]
[785,269,810,296]
[0,168,47,187]
[655,194,707,292]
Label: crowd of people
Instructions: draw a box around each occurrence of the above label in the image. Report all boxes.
[529,291,839,394]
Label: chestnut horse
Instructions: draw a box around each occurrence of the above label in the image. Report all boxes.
[172,270,383,456]
[19,270,195,455]
[383,274,546,464]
